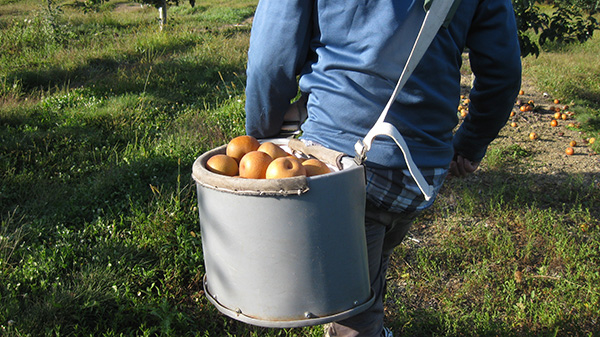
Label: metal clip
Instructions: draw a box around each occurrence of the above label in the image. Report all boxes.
[354,139,367,166]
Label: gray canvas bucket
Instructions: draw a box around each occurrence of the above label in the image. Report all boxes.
[192,138,374,328]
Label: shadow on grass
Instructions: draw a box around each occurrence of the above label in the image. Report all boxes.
[380,167,600,337]
[1,31,247,224]
[3,27,248,105]
[2,221,215,336]
[441,168,599,217]
[0,105,179,225]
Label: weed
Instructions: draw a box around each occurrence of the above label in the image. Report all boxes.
[200,6,254,24]
[484,143,532,169]
[0,209,25,272]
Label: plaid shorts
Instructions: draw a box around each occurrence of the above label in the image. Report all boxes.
[365,166,448,213]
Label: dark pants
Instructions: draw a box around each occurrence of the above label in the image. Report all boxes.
[324,201,420,336]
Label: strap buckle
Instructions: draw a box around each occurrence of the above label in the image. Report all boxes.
[354,139,368,166]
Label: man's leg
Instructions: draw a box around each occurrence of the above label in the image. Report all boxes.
[324,202,419,336]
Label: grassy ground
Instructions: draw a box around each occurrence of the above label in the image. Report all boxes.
[1,1,599,336]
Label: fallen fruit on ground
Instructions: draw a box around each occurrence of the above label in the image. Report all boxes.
[266,156,307,179]
[589,137,596,144]
[565,147,574,155]
[226,135,260,163]
[519,89,525,95]
[239,151,273,179]
[206,154,239,176]
[520,105,530,112]
[257,141,289,159]
[529,132,539,140]
[554,112,562,120]
[570,140,577,147]
[302,158,331,177]
[551,119,558,127]
[554,99,560,104]
[510,122,517,127]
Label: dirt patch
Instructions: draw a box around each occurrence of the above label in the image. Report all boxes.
[240,16,253,26]
[114,2,146,13]
[457,73,599,179]
[487,80,599,175]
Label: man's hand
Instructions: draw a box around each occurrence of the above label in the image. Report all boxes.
[448,154,480,178]
[280,94,308,137]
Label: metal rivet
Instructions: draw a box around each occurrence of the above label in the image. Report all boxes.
[305,311,315,318]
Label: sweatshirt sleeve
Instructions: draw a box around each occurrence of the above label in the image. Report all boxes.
[244,0,313,138]
[453,0,522,162]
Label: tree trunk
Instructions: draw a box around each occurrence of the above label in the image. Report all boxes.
[157,0,167,31]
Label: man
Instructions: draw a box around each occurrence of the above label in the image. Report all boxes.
[244,0,522,335]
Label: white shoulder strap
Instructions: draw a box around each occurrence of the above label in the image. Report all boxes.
[354,0,457,201]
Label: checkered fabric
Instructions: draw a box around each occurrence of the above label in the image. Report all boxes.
[365,166,448,213]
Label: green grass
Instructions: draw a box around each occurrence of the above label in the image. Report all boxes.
[388,171,600,336]
[522,30,600,145]
[1,1,599,336]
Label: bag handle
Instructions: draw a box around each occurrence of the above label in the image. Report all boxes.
[354,0,459,201]
[288,138,345,170]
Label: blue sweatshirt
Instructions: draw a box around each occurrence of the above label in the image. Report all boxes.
[245,0,522,170]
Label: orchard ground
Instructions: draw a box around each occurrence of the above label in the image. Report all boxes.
[495,83,599,175]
